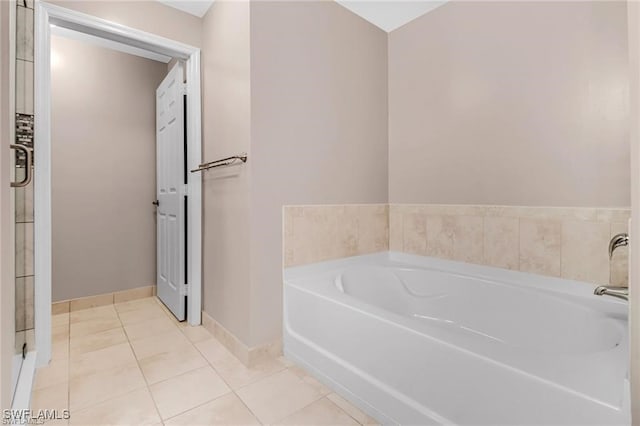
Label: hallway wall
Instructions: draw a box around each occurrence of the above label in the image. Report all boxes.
[50,35,166,302]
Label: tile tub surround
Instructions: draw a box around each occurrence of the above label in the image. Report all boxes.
[283,204,389,267]
[283,204,629,286]
[389,205,630,286]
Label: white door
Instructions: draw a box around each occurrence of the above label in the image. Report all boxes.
[156,63,187,321]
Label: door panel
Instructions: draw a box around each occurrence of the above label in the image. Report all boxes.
[156,62,186,321]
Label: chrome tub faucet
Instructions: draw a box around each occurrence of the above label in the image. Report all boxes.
[609,233,628,259]
[593,285,628,301]
[594,233,629,301]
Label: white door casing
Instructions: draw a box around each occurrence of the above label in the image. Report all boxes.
[36,2,203,367]
[156,62,186,321]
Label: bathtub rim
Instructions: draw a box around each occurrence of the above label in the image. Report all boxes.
[285,251,628,306]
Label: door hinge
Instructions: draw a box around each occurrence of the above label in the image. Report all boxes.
[180,283,189,296]
[181,83,188,96]
[181,184,189,196]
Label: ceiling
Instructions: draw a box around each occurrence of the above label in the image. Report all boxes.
[156,0,446,33]
[335,1,447,32]
[157,0,214,18]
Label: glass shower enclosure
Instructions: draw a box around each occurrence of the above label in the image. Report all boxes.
[11,0,35,404]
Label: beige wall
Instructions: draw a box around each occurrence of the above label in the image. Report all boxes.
[627,1,640,422]
[388,1,630,207]
[0,0,14,410]
[249,1,388,346]
[51,35,166,302]
[201,0,252,344]
[49,1,202,47]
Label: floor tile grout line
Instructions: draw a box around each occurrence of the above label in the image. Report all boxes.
[69,385,150,415]
[186,322,302,424]
[232,390,264,426]
[272,394,328,424]
[67,328,126,358]
[65,380,149,421]
[189,336,331,425]
[222,356,369,424]
[182,306,332,423]
[160,390,237,424]
[66,313,147,416]
[69,323,122,339]
[263,385,332,425]
[135,310,218,421]
[191,335,287,393]
[127,335,211,385]
[188,330,267,424]
[114,302,165,425]
[142,357,210,388]
[114,298,232,423]
[233,366,286,393]
[324,394,370,426]
[190,337,237,390]
[63,359,149,414]
[141,352,230,422]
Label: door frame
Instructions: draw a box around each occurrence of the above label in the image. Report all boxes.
[34,2,202,366]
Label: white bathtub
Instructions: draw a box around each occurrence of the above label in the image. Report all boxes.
[283,252,630,425]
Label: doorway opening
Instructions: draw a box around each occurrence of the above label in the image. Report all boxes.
[34,2,202,367]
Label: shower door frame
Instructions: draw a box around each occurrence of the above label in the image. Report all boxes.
[2,0,18,408]
[33,2,203,367]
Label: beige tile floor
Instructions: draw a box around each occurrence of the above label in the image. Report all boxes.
[32,297,379,426]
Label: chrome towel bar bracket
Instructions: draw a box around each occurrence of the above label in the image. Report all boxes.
[191,153,247,173]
